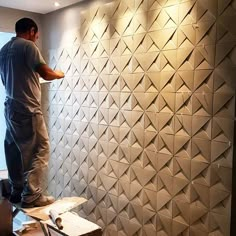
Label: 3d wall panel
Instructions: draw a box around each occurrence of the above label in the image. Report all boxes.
[41,0,236,235]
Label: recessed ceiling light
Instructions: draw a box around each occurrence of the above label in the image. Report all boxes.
[54,2,60,7]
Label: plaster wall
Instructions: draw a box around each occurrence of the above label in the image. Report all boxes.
[41,0,236,235]
[0,6,43,49]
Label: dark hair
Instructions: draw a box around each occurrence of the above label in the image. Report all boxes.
[15,18,38,34]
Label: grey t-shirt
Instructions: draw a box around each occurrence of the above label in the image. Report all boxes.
[0,37,46,113]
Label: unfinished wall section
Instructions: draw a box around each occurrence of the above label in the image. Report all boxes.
[41,0,236,235]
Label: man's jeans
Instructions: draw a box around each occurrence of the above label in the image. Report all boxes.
[4,100,49,203]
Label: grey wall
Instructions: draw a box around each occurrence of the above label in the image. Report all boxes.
[42,0,113,51]
[41,0,236,235]
[0,6,43,49]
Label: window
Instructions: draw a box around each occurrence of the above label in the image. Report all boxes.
[0,32,15,170]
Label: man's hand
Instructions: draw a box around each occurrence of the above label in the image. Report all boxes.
[36,64,65,81]
[54,70,64,79]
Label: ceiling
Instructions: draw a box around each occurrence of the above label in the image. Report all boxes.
[0,0,83,14]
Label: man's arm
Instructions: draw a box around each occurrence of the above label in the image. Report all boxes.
[36,64,64,81]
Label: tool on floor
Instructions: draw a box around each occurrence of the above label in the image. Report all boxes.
[49,209,63,230]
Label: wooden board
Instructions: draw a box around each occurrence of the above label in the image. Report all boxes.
[15,197,87,221]
[44,212,102,236]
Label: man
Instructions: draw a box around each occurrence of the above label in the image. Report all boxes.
[0,18,64,208]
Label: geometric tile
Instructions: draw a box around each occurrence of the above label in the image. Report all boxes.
[175,71,194,92]
[210,212,230,236]
[175,114,192,136]
[194,70,213,93]
[210,187,231,215]
[192,116,211,139]
[211,165,232,192]
[211,141,232,168]
[213,93,235,118]
[212,118,234,143]
[157,213,172,236]
[175,92,192,115]
[179,1,197,25]
[192,138,211,162]
[192,93,213,116]
[194,45,215,70]
[44,0,234,235]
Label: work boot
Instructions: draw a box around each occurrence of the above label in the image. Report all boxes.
[9,192,22,204]
[9,189,22,204]
[21,195,55,208]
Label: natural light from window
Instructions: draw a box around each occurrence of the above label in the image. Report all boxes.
[0,32,15,170]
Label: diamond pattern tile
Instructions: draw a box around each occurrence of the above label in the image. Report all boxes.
[42,0,235,235]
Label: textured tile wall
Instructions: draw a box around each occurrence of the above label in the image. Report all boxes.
[41,0,236,235]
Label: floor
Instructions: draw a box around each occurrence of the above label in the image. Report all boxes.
[14,221,44,236]
[16,227,44,236]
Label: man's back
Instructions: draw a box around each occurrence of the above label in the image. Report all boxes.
[0,37,45,113]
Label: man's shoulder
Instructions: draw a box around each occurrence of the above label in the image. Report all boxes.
[17,38,35,47]
[0,39,12,52]
[14,39,39,56]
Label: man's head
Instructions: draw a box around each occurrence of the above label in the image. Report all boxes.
[15,18,39,42]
